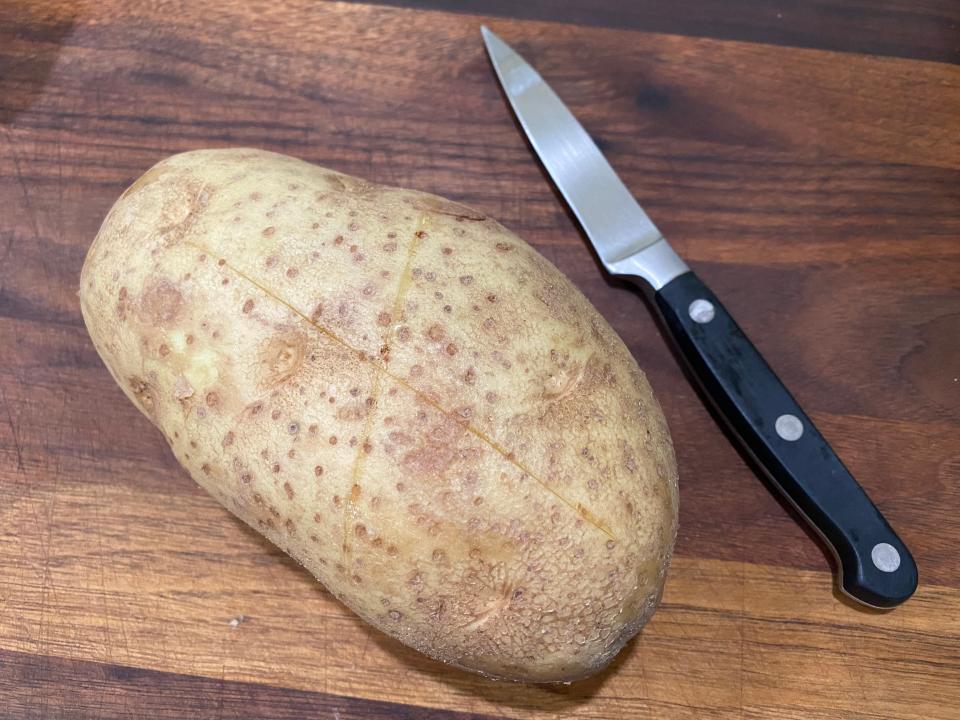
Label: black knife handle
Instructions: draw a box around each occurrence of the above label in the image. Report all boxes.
[654,271,917,608]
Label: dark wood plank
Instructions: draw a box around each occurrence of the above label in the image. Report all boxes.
[0,649,504,720]
[354,0,960,65]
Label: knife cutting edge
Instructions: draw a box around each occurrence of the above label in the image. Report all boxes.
[481,26,917,608]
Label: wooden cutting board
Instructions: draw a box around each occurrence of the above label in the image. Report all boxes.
[2,1,959,717]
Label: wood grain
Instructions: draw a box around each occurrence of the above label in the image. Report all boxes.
[0,649,505,720]
[1,0,959,717]
[353,0,960,64]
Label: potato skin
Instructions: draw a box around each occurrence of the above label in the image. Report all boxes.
[79,149,678,682]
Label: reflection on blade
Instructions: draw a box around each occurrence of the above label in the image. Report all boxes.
[481,26,664,266]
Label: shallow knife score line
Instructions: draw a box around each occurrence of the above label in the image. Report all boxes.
[180,239,618,541]
[341,216,428,575]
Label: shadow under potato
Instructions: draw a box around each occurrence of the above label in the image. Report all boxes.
[0,0,79,125]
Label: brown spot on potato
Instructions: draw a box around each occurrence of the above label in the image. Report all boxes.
[284,481,295,499]
[222,432,235,447]
[445,343,458,356]
[116,287,129,320]
[159,344,170,357]
[140,278,182,324]
[388,431,413,446]
[336,402,367,421]
[354,524,367,538]
[286,267,298,278]
[397,326,410,342]
[266,256,277,268]
[242,299,254,314]
[314,465,324,477]
[401,419,465,477]
[387,544,399,557]
[285,518,296,534]
[329,435,338,445]
[259,330,307,387]
[495,242,512,252]
[128,376,155,414]
[426,324,445,341]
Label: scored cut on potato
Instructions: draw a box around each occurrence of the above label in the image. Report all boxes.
[79,148,678,682]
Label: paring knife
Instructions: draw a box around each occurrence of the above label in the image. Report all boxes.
[481,27,917,608]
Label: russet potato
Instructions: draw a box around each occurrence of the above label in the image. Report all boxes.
[79,148,678,682]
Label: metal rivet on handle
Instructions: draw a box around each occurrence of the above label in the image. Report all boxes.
[871,542,901,573]
[688,299,715,324]
[775,414,804,441]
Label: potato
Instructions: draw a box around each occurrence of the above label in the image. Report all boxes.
[79,148,678,682]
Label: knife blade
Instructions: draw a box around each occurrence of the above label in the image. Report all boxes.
[482,26,917,608]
